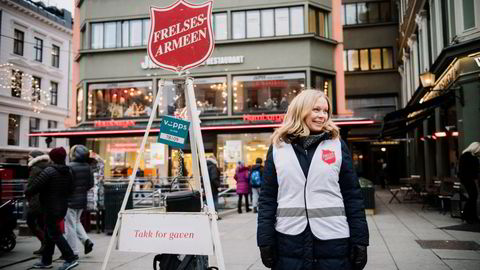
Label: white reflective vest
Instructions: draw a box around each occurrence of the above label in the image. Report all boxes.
[273,139,350,240]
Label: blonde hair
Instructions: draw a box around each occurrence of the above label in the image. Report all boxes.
[271,89,339,145]
[463,142,480,156]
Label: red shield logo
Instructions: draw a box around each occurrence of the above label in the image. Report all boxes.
[322,150,336,165]
[148,0,214,72]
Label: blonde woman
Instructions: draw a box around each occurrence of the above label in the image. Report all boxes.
[257,90,369,270]
[458,142,480,223]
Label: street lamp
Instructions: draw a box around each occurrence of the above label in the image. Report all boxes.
[419,71,464,106]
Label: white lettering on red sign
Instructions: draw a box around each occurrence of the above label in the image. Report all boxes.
[94,120,136,128]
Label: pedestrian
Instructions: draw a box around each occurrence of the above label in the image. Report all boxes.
[250,157,264,213]
[206,156,221,211]
[65,145,95,257]
[458,141,480,224]
[234,161,251,213]
[257,90,369,270]
[26,150,49,255]
[25,147,79,270]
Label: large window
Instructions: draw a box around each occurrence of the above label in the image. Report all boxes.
[87,81,153,120]
[8,114,20,146]
[343,1,392,25]
[232,73,305,114]
[159,77,228,117]
[14,29,24,55]
[213,13,227,40]
[29,118,40,147]
[52,45,60,67]
[309,7,329,38]
[232,7,304,40]
[311,72,335,112]
[50,81,58,105]
[344,48,394,71]
[34,38,43,62]
[11,70,23,98]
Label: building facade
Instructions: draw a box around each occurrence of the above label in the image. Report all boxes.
[384,0,480,187]
[0,0,72,166]
[342,0,403,183]
[32,0,377,186]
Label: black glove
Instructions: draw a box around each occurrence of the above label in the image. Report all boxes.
[350,244,367,270]
[259,246,276,268]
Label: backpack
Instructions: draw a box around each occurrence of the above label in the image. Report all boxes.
[250,169,262,188]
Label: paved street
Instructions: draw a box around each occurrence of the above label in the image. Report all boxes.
[1,189,479,270]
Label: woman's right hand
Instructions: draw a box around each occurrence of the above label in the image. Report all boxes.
[259,245,276,268]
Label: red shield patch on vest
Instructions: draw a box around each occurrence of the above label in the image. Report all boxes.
[322,150,336,165]
[148,0,214,72]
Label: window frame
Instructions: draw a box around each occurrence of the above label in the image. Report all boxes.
[13,29,24,56]
[29,117,40,147]
[344,47,394,72]
[34,37,43,62]
[32,76,42,102]
[343,1,392,25]
[8,114,21,146]
[50,81,58,106]
[52,45,60,68]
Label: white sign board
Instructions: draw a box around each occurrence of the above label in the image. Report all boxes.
[224,140,242,163]
[118,211,214,255]
[150,143,165,165]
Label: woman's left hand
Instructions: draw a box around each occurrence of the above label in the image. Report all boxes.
[350,244,367,270]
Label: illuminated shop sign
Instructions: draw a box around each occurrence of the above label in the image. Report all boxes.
[243,114,285,123]
[94,120,136,128]
[107,143,138,152]
[141,55,244,69]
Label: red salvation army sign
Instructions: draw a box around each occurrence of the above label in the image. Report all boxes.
[148,0,214,72]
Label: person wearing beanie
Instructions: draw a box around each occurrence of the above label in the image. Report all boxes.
[64,145,94,256]
[26,150,50,255]
[206,156,221,211]
[250,157,264,213]
[25,147,79,270]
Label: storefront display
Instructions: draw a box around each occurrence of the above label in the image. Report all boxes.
[232,72,305,113]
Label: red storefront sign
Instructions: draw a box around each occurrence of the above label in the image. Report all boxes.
[148,0,214,72]
[94,120,136,128]
[243,114,285,123]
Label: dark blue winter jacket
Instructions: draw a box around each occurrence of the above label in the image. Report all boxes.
[257,135,369,270]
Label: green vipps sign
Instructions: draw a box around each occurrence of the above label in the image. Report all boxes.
[158,115,190,149]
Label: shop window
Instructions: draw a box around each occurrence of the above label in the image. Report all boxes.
[217,133,272,188]
[311,72,335,113]
[34,37,43,62]
[8,114,20,146]
[86,137,161,179]
[159,77,227,117]
[11,70,23,98]
[232,73,305,114]
[76,88,84,123]
[13,29,24,56]
[347,96,397,120]
[52,45,60,68]
[47,120,57,148]
[29,118,40,147]
[87,81,153,120]
[213,13,228,40]
[50,81,58,106]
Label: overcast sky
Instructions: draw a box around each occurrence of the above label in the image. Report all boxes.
[41,0,74,13]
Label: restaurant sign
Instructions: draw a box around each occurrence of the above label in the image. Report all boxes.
[243,114,285,123]
[94,120,136,128]
[148,0,214,72]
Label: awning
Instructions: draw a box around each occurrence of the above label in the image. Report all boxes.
[381,92,454,138]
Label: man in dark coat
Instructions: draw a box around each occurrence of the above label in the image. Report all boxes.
[25,147,79,270]
[206,156,221,211]
[65,145,94,256]
[26,150,50,255]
